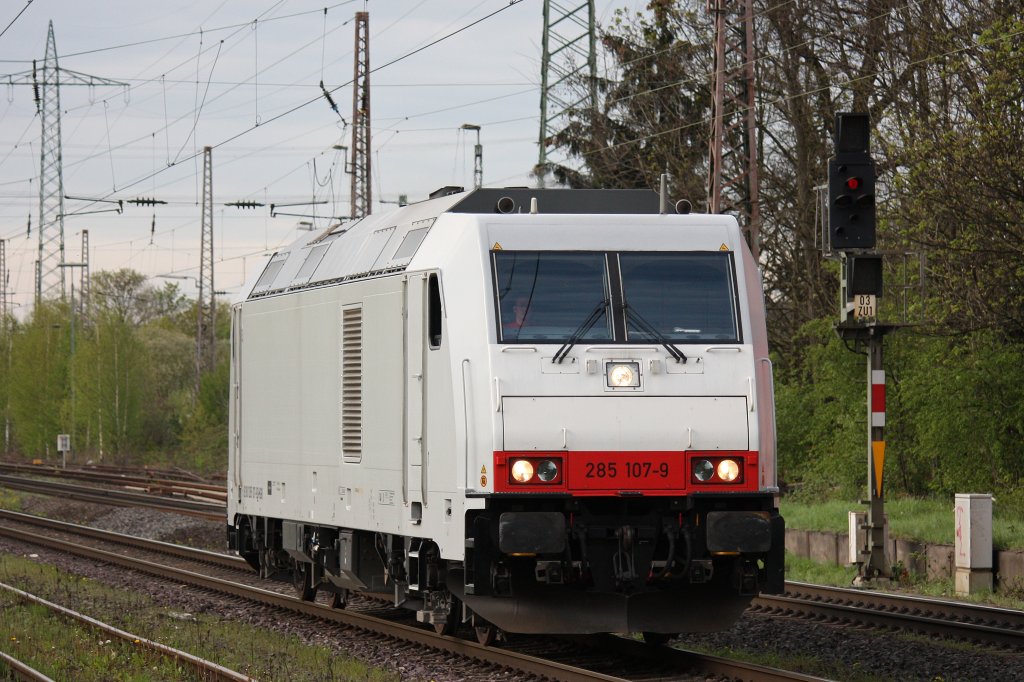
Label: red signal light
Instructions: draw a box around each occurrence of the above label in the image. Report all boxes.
[846,177,861,190]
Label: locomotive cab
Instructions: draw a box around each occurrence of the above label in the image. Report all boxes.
[446,205,784,634]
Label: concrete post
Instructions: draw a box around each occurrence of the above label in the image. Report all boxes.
[954,493,993,595]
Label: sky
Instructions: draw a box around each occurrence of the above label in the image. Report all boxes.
[0,0,646,316]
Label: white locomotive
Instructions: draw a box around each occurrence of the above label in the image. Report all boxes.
[227,187,784,641]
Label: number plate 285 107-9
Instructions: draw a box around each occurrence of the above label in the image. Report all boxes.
[567,452,684,490]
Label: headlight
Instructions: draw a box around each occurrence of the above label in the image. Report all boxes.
[690,456,745,484]
[511,459,534,483]
[717,459,740,482]
[504,456,564,487]
[606,361,640,388]
[536,459,559,482]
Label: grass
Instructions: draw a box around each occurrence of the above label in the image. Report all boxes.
[780,495,1024,550]
[0,553,398,682]
[0,488,21,512]
[784,552,859,586]
[783,551,1024,610]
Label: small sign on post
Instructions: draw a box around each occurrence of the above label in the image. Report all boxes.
[57,433,70,468]
[854,294,877,321]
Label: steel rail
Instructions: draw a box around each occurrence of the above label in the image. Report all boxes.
[0,462,227,500]
[0,651,55,682]
[0,509,244,571]
[0,474,224,520]
[754,581,1024,650]
[578,634,831,682]
[0,581,252,681]
[0,523,818,682]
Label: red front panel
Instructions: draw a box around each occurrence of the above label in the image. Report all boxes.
[494,451,760,496]
[567,451,684,491]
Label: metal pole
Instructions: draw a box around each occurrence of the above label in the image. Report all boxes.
[69,277,75,465]
[461,124,483,190]
[862,328,890,580]
[473,128,483,190]
[350,12,371,219]
[59,261,85,462]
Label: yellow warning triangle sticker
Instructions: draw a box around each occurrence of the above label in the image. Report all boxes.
[719,243,730,251]
[872,441,885,497]
[492,242,503,251]
[480,465,487,474]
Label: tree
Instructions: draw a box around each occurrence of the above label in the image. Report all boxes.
[8,301,69,456]
[895,15,1024,337]
[91,269,189,327]
[72,306,150,457]
[543,0,710,202]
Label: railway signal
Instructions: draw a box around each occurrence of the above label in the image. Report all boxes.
[828,113,876,250]
[826,113,892,584]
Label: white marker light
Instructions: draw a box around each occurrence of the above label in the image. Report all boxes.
[606,361,640,388]
[717,459,740,482]
[511,459,535,483]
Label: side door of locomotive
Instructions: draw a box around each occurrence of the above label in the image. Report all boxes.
[230,304,242,505]
[404,271,429,519]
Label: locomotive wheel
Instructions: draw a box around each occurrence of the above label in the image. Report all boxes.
[474,623,497,646]
[292,561,317,602]
[330,589,349,609]
[431,589,459,636]
[642,631,674,646]
[433,619,457,636]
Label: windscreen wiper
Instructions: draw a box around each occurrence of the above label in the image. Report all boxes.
[623,304,687,363]
[553,299,608,364]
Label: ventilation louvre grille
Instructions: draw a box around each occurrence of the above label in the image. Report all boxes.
[341,306,363,461]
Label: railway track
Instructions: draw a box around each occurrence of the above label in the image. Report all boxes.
[753,581,1024,650]
[0,580,253,681]
[0,510,822,682]
[0,459,222,482]
[0,461,227,502]
[0,473,225,520]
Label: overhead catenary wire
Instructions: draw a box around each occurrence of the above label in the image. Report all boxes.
[0,2,359,62]
[0,0,520,205]
[0,0,991,223]
[0,0,34,42]
[24,0,529,223]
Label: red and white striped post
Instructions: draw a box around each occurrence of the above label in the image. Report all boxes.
[862,330,891,579]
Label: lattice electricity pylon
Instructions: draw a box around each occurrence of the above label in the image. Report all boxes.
[350,12,371,219]
[537,0,596,188]
[29,21,127,303]
[707,0,761,259]
[196,146,216,392]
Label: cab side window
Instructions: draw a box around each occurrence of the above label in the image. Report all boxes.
[428,273,442,349]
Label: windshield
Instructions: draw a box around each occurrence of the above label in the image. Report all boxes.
[494,251,611,342]
[492,250,740,344]
[619,253,739,342]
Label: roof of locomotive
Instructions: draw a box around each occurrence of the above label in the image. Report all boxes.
[447,187,661,214]
[238,187,689,301]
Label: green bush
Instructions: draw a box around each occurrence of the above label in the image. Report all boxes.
[777,320,1024,513]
